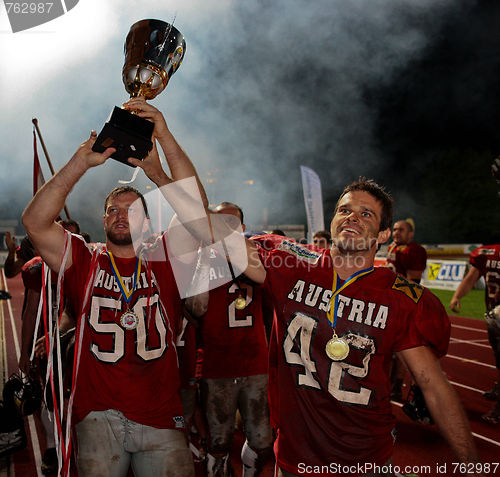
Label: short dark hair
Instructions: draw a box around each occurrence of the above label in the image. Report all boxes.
[80,232,91,243]
[336,177,393,232]
[313,230,332,243]
[58,219,80,234]
[19,236,35,262]
[215,201,244,225]
[104,186,149,218]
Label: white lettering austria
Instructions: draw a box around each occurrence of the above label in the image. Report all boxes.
[287,279,388,329]
[93,270,157,291]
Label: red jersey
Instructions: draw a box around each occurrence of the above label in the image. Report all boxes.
[386,241,427,278]
[199,250,268,379]
[252,235,450,476]
[64,235,185,430]
[469,244,500,310]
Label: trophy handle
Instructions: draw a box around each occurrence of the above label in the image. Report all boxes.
[92,107,153,167]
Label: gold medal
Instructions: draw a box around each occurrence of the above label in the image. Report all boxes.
[120,310,138,330]
[325,333,349,361]
[234,295,246,310]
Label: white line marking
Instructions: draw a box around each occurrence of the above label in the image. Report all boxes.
[0,277,11,477]
[452,324,487,333]
[449,337,491,348]
[449,380,486,394]
[471,432,500,447]
[1,270,43,477]
[445,354,496,369]
[27,416,43,474]
[2,271,20,358]
[391,400,500,447]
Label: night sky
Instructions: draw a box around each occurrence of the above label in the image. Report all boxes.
[1,0,499,244]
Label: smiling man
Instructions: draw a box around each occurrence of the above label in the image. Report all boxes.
[245,178,483,477]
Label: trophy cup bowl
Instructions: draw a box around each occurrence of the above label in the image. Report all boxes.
[92,19,186,166]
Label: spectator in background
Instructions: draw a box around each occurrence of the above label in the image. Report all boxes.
[312,230,332,249]
[450,244,500,425]
[4,231,36,278]
[386,219,427,283]
[57,219,80,235]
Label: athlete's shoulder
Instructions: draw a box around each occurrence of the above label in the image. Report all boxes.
[373,268,426,304]
[471,244,500,258]
[408,241,426,253]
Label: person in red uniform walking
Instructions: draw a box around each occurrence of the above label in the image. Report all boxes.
[451,244,500,424]
[386,219,428,401]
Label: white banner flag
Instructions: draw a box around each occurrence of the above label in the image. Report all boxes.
[300,166,325,244]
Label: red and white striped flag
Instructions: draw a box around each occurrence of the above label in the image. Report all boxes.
[33,129,45,195]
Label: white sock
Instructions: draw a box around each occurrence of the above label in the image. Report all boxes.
[241,441,259,477]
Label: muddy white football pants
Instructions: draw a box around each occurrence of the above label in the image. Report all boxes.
[76,409,195,477]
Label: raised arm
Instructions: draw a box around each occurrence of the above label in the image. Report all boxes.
[398,346,482,469]
[450,266,481,313]
[125,98,266,284]
[124,97,208,207]
[22,133,115,272]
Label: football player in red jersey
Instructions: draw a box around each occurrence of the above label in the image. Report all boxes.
[386,219,428,401]
[450,244,500,424]
[386,219,427,284]
[22,98,201,477]
[240,178,483,477]
[187,202,273,477]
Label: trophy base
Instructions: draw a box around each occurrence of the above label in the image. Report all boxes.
[92,106,154,167]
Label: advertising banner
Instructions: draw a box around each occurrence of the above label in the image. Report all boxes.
[421,259,468,290]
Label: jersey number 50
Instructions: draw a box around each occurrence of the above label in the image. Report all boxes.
[88,294,168,363]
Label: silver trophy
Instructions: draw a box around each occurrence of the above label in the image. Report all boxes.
[93,19,186,166]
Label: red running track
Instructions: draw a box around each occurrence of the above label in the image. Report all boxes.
[1,272,499,477]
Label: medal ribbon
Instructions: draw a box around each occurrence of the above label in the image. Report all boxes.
[106,250,142,304]
[326,266,374,330]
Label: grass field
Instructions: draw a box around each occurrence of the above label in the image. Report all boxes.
[429,288,486,320]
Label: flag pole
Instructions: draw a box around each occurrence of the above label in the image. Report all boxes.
[32,118,71,219]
